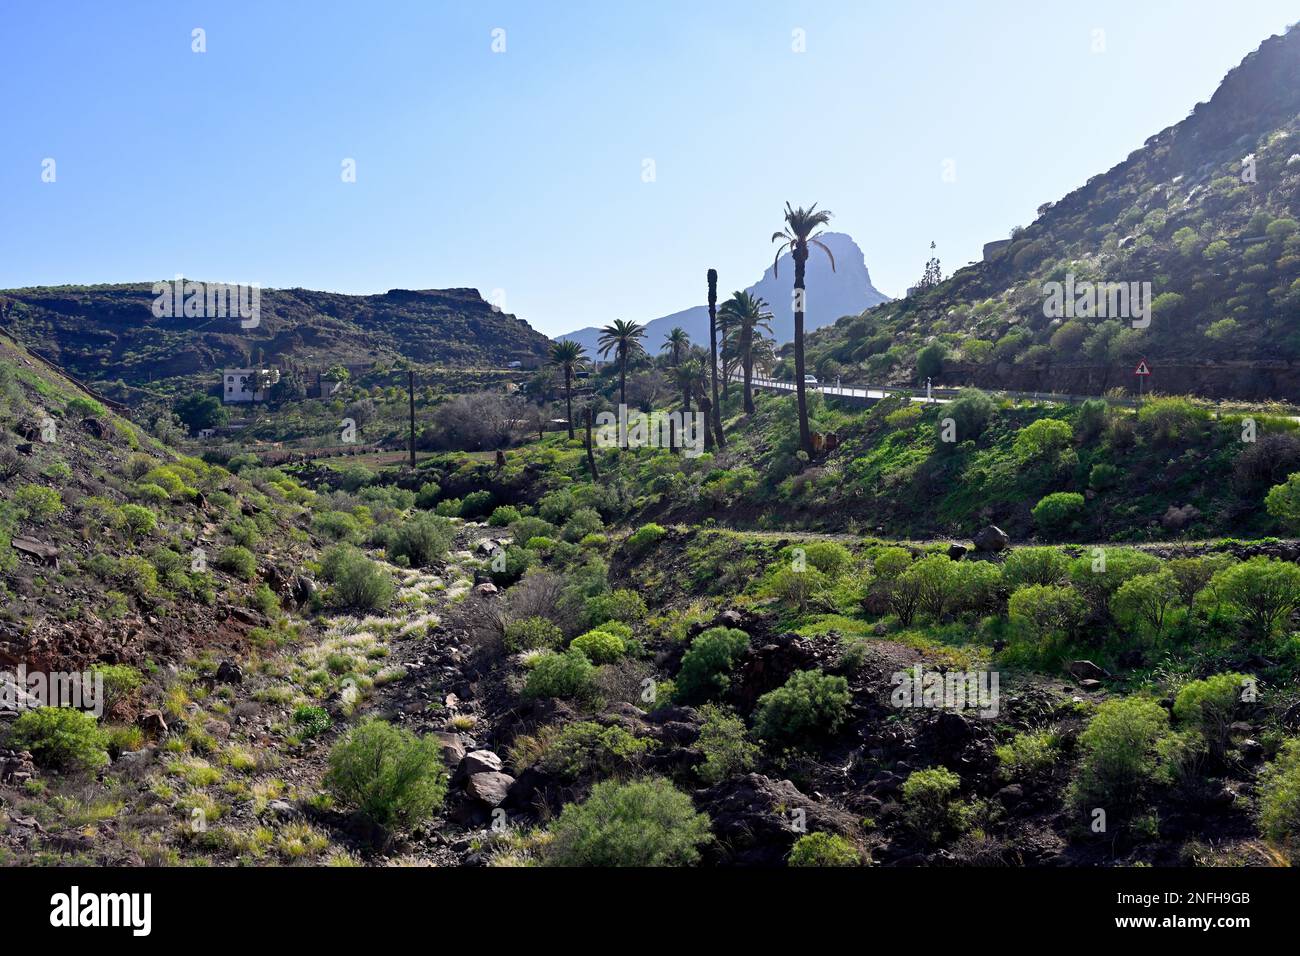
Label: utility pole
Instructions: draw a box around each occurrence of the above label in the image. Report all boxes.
[408,369,417,468]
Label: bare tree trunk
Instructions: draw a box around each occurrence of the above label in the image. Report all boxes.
[564,369,575,440]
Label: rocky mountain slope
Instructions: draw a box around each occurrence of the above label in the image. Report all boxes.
[802,26,1300,401]
[558,233,890,355]
[0,285,552,404]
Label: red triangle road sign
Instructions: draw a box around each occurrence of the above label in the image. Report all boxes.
[1134,358,1151,376]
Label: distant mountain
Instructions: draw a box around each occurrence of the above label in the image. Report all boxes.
[556,232,891,356]
[803,26,1300,400]
[0,284,553,402]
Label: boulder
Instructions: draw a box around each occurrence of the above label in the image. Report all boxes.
[971,526,1010,552]
[434,732,467,768]
[473,582,499,598]
[465,771,514,807]
[695,773,859,866]
[138,708,169,738]
[79,417,111,439]
[215,660,244,684]
[0,748,36,784]
[946,543,968,561]
[459,749,503,776]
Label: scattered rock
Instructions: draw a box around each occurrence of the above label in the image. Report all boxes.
[465,771,514,807]
[0,748,36,784]
[263,799,300,822]
[971,526,1010,552]
[459,750,503,776]
[434,732,467,767]
[79,417,111,439]
[473,582,499,597]
[215,660,244,684]
[946,543,968,561]
[138,709,168,738]
[1161,504,1202,532]
[1078,679,1103,692]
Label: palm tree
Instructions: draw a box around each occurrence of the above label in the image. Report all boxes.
[772,202,835,457]
[707,269,725,448]
[597,319,647,412]
[670,357,707,452]
[662,327,690,366]
[548,339,587,440]
[719,290,774,414]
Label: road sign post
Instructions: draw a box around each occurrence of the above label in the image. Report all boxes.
[1134,358,1151,402]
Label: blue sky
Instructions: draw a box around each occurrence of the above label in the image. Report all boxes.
[1,1,1294,336]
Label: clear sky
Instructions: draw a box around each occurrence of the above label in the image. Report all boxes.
[1,1,1295,336]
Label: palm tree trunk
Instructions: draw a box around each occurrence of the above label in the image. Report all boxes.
[700,394,715,451]
[585,405,599,479]
[793,248,812,457]
[618,348,628,448]
[707,270,725,448]
[742,327,755,414]
[564,368,575,440]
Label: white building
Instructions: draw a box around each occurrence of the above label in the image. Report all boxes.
[222,368,279,403]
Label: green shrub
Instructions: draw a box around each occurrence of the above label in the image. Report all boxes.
[526,721,651,779]
[902,767,965,842]
[584,588,647,627]
[1002,547,1067,588]
[570,628,625,663]
[1259,739,1300,862]
[543,777,711,867]
[1013,418,1073,464]
[763,565,828,614]
[292,704,332,739]
[115,555,159,597]
[120,504,157,539]
[387,513,454,568]
[524,648,597,701]
[1265,473,1300,530]
[1032,492,1085,533]
[1069,696,1171,815]
[562,507,604,542]
[695,704,758,785]
[752,670,851,744]
[434,498,462,517]
[537,489,577,524]
[250,583,280,615]
[216,545,258,580]
[675,627,750,703]
[625,522,667,554]
[415,481,442,509]
[488,505,521,527]
[312,510,361,543]
[788,831,861,867]
[1112,569,1180,638]
[795,541,853,577]
[326,550,394,611]
[459,490,494,518]
[324,719,447,829]
[89,663,145,713]
[489,544,533,586]
[946,389,995,438]
[509,516,555,544]
[1067,547,1161,612]
[9,707,109,771]
[15,484,62,521]
[996,730,1060,780]
[1210,556,1300,639]
[504,616,564,653]
[1173,673,1250,760]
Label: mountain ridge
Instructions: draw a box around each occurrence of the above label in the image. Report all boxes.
[556,232,891,356]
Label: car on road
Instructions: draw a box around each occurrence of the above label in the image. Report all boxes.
[803,374,819,386]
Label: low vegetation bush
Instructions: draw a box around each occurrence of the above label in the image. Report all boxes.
[752,669,851,744]
[8,707,109,771]
[584,588,647,627]
[321,545,395,611]
[1068,696,1170,816]
[503,616,564,653]
[324,719,447,829]
[522,721,651,779]
[570,627,625,663]
[1032,492,1085,533]
[625,522,667,554]
[1259,739,1300,862]
[902,767,966,842]
[488,505,521,527]
[543,777,711,867]
[524,648,597,701]
[788,831,861,867]
[695,704,758,786]
[386,513,455,568]
[1172,672,1249,760]
[675,627,750,703]
[1001,547,1067,588]
[216,545,258,580]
